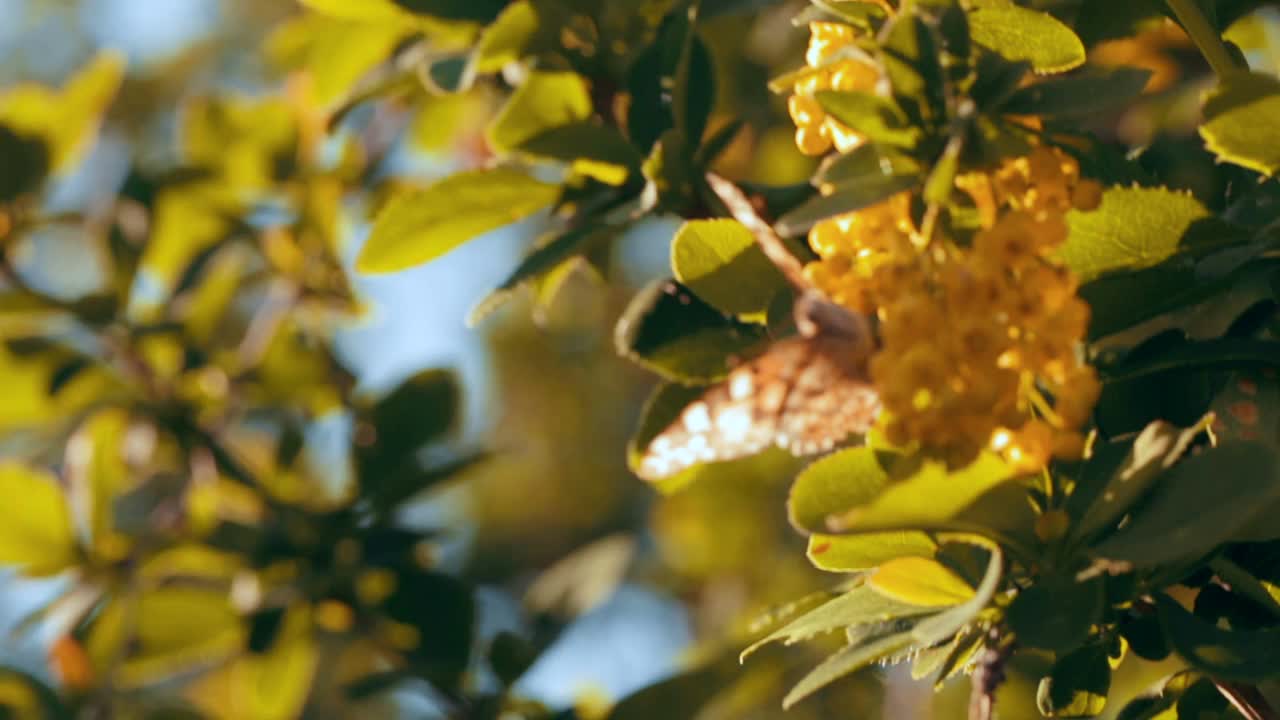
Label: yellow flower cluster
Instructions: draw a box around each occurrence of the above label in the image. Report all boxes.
[802,146,1103,470]
[787,21,880,156]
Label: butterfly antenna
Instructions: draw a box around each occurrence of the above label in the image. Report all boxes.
[704,172,810,292]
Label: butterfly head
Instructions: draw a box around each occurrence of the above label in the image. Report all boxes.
[793,290,877,351]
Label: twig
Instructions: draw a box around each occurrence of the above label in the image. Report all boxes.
[704,172,811,292]
[968,628,1012,720]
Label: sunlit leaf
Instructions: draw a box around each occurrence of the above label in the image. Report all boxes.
[1200,70,1280,177]
[968,0,1085,74]
[867,557,975,608]
[0,463,77,576]
[671,219,787,317]
[358,168,560,273]
[486,71,592,154]
[0,51,125,170]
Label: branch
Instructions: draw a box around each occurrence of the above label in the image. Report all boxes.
[703,172,810,291]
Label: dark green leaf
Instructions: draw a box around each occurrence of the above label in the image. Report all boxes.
[357,369,459,484]
[382,569,474,692]
[1036,644,1111,718]
[815,143,921,187]
[0,124,49,202]
[519,122,643,186]
[1092,442,1280,568]
[1007,576,1103,653]
[614,279,766,384]
[1156,594,1280,682]
[814,90,921,148]
[391,0,506,22]
[880,11,946,124]
[470,225,615,326]
[627,10,715,153]
[1001,66,1153,117]
[776,173,920,236]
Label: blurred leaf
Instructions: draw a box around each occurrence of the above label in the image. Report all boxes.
[868,557,975,608]
[880,11,946,123]
[357,369,459,483]
[0,51,125,170]
[0,668,67,719]
[1200,70,1280,177]
[783,544,1002,708]
[1072,417,1212,541]
[606,659,732,720]
[472,1,538,73]
[519,122,642,185]
[1060,186,1242,284]
[1036,643,1111,718]
[489,631,538,687]
[358,169,560,273]
[0,124,49,202]
[267,15,406,109]
[742,583,933,660]
[788,447,892,534]
[814,91,921,148]
[1007,576,1104,653]
[806,532,937,573]
[1001,66,1153,117]
[826,453,1016,537]
[776,173,919,237]
[391,0,506,22]
[968,0,1085,74]
[487,71,592,154]
[614,279,766,384]
[65,409,135,553]
[814,142,921,187]
[626,9,715,153]
[0,463,77,576]
[1092,441,1280,568]
[187,610,317,720]
[382,570,474,691]
[181,96,297,189]
[525,534,635,620]
[1156,594,1280,682]
[470,224,616,326]
[671,219,787,317]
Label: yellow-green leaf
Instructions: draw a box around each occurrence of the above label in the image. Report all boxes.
[867,557,975,608]
[1200,70,1280,177]
[807,532,936,573]
[1060,186,1214,284]
[357,168,560,273]
[968,1,1085,74]
[0,51,125,170]
[486,71,591,153]
[671,219,787,317]
[0,463,77,576]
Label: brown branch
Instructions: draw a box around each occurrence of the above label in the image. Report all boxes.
[703,172,810,292]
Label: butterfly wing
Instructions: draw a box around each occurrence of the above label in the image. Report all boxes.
[637,334,880,481]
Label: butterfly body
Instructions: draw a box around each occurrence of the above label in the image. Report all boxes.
[638,292,881,480]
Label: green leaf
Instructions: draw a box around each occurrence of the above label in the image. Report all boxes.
[1059,186,1234,284]
[1099,338,1280,384]
[783,543,1003,708]
[1156,594,1280,682]
[486,71,592,154]
[826,453,1016,537]
[968,1,1085,74]
[0,669,67,719]
[788,447,892,533]
[671,219,788,317]
[519,122,642,186]
[0,462,77,576]
[880,11,946,123]
[391,0,506,22]
[776,173,920,237]
[1072,417,1213,541]
[1007,576,1104,653]
[1001,66,1153,117]
[0,124,49,202]
[471,0,538,73]
[627,10,715,153]
[742,583,933,660]
[357,168,560,273]
[807,532,937,573]
[470,225,614,326]
[614,280,767,384]
[1036,644,1111,718]
[868,557,975,608]
[815,142,921,187]
[814,90,921,148]
[1200,70,1280,177]
[1092,441,1280,568]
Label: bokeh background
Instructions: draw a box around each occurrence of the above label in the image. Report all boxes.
[8,0,1277,717]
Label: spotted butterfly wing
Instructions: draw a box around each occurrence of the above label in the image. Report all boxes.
[637,293,881,481]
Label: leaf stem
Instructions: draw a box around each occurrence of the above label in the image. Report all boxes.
[1165,0,1243,78]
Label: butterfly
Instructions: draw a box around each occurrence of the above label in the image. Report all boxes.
[636,175,883,481]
